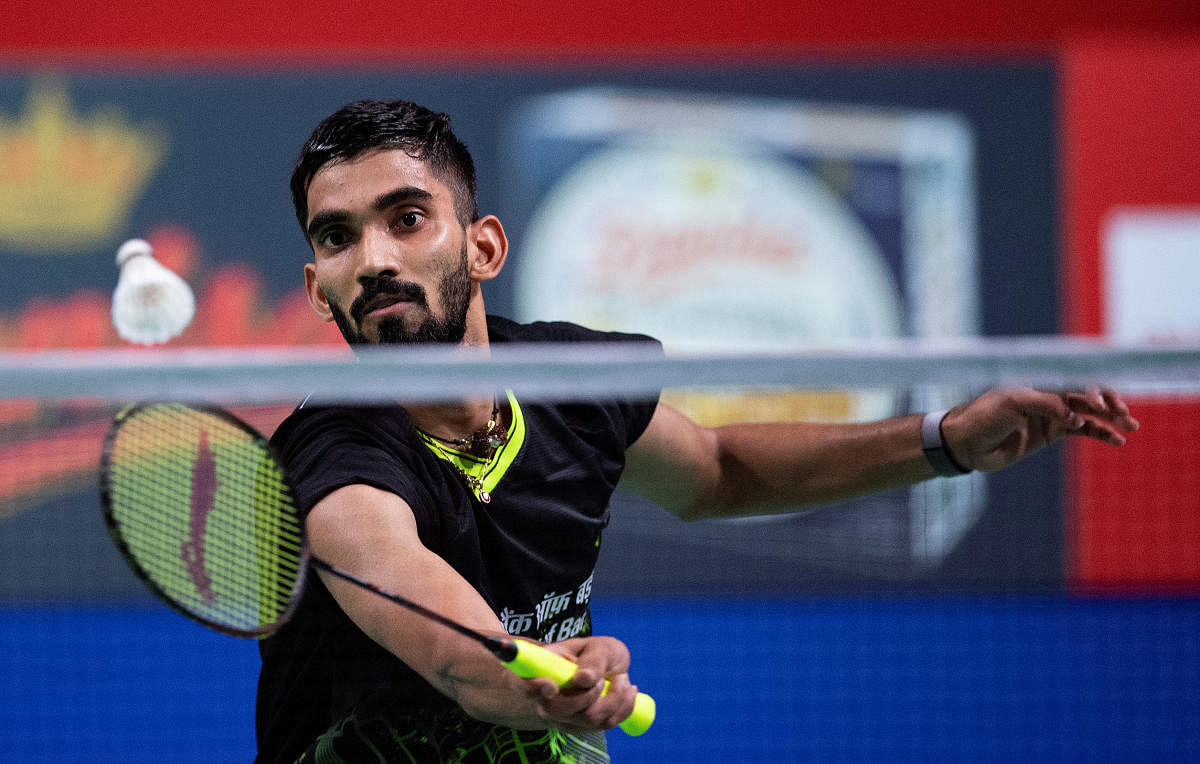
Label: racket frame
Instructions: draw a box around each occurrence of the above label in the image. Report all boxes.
[99,401,311,638]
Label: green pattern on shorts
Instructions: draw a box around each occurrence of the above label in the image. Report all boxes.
[296,706,609,764]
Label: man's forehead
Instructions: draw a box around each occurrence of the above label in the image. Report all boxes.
[306,149,446,214]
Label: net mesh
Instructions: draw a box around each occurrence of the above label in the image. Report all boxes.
[1,340,1198,760]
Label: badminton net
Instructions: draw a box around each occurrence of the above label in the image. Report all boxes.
[0,337,1197,760]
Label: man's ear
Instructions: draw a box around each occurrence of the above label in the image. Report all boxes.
[304,263,335,322]
[467,215,508,282]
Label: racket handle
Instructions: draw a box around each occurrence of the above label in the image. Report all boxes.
[503,639,656,736]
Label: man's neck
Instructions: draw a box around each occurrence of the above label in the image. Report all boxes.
[406,397,497,443]
[393,297,497,441]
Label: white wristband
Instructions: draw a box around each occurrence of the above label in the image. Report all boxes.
[922,409,971,477]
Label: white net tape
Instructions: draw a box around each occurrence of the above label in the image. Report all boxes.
[0,337,1197,403]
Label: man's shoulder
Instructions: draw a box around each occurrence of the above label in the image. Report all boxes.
[486,315,660,348]
[270,401,407,453]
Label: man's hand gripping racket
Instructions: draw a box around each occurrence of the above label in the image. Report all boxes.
[98,401,655,736]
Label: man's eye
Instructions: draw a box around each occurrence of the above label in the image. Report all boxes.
[398,212,421,228]
[317,229,349,248]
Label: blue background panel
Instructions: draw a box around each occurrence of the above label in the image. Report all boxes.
[2,595,1198,762]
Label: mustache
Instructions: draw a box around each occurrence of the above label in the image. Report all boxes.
[349,277,428,323]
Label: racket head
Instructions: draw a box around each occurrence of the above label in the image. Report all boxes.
[99,402,308,638]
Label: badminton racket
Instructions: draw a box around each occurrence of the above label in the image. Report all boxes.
[98,401,655,736]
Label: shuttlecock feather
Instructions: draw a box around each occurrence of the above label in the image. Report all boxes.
[112,238,196,345]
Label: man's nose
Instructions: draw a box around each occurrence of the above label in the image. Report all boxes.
[354,225,399,281]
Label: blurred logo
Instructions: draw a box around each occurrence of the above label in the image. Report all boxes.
[0,78,167,253]
[516,142,903,424]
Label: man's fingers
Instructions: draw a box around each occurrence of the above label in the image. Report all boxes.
[1101,388,1140,431]
[538,673,634,732]
[561,665,600,692]
[539,681,603,717]
[1065,388,1139,432]
[1101,387,1131,415]
[998,388,1076,425]
[1068,418,1129,446]
[600,674,637,729]
[1064,387,1109,416]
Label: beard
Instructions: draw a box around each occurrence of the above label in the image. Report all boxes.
[328,241,472,346]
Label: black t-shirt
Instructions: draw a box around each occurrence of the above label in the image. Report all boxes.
[255,317,661,763]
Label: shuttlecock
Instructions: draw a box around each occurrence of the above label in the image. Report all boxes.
[112,238,196,345]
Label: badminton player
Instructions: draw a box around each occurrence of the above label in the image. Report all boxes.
[255,99,1139,763]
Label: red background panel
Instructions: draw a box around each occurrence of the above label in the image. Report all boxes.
[1072,403,1200,591]
[1060,37,1200,590]
[0,1,1198,60]
[1060,37,1200,336]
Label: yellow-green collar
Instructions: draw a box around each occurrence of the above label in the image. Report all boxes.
[418,390,524,502]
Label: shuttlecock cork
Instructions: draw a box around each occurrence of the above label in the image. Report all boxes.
[112,238,196,345]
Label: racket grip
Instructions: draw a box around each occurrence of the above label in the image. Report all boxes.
[503,639,656,736]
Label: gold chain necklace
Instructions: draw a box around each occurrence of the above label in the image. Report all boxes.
[423,437,494,503]
[419,402,507,503]
[422,402,507,459]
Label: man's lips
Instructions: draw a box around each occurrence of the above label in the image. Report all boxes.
[351,279,428,323]
[362,294,412,318]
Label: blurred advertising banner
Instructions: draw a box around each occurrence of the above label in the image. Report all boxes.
[0,74,344,599]
[0,68,1063,595]
[506,89,986,578]
[0,76,341,351]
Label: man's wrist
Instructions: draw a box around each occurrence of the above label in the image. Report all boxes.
[921,409,972,477]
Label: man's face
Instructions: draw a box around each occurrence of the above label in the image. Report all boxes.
[303,148,473,345]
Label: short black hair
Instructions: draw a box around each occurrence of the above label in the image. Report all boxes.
[290,99,478,238]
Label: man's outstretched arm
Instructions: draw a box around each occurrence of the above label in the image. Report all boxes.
[621,387,1138,520]
[307,484,639,731]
